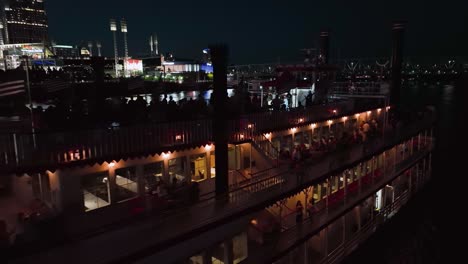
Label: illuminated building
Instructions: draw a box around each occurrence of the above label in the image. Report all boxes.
[161,60,200,73]
[0,42,52,69]
[51,44,78,58]
[1,0,48,44]
[124,58,143,76]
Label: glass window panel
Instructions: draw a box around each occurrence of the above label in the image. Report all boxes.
[320,181,328,199]
[115,167,138,202]
[312,126,321,141]
[282,135,293,152]
[40,173,52,204]
[210,151,216,178]
[354,163,362,179]
[365,160,373,176]
[345,169,353,184]
[189,254,204,264]
[228,145,236,170]
[190,153,207,181]
[212,241,226,264]
[169,157,187,185]
[376,154,384,169]
[336,122,345,139]
[294,132,303,146]
[303,130,311,147]
[31,172,52,204]
[350,118,358,129]
[82,171,110,211]
[331,175,339,193]
[322,125,330,139]
[233,232,248,264]
[271,137,281,150]
[31,173,41,201]
[313,183,320,202]
[143,161,164,194]
[339,173,345,189]
[330,123,337,138]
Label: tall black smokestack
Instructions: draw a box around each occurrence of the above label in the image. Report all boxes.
[210,44,229,198]
[319,30,330,64]
[391,21,405,108]
[91,56,105,83]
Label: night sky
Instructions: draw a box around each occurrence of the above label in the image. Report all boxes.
[47,0,468,64]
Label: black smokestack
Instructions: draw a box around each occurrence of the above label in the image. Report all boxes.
[319,30,330,64]
[391,21,405,108]
[210,44,229,198]
[91,56,105,83]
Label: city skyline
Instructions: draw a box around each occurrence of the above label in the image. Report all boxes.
[45,0,468,63]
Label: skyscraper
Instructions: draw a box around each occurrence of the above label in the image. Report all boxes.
[1,0,48,44]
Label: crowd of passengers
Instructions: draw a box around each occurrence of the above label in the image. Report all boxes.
[0,65,338,130]
[280,119,381,163]
[1,88,328,131]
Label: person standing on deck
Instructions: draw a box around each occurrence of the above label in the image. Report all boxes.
[296,201,304,224]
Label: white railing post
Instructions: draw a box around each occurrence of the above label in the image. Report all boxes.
[408,167,413,197]
[424,129,427,146]
[358,165,362,195]
[342,215,346,245]
[326,179,330,218]
[343,171,348,205]
[13,133,19,165]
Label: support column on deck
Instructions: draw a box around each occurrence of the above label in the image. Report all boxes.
[356,205,362,231]
[223,239,234,264]
[325,178,330,217]
[343,171,348,205]
[428,153,432,180]
[342,215,346,245]
[202,248,213,264]
[210,44,230,198]
[415,161,420,191]
[408,167,413,196]
[56,169,85,235]
[162,158,170,183]
[381,185,387,210]
[323,227,329,258]
[302,241,308,264]
[136,165,145,196]
[357,164,362,195]
[107,163,116,204]
[390,21,405,108]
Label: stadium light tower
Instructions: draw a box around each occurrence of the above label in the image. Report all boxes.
[110,19,119,77]
[96,41,102,57]
[153,33,159,55]
[121,18,129,77]
[0,22,4,45]
[149,35,154,56]
[87,41,93,56]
